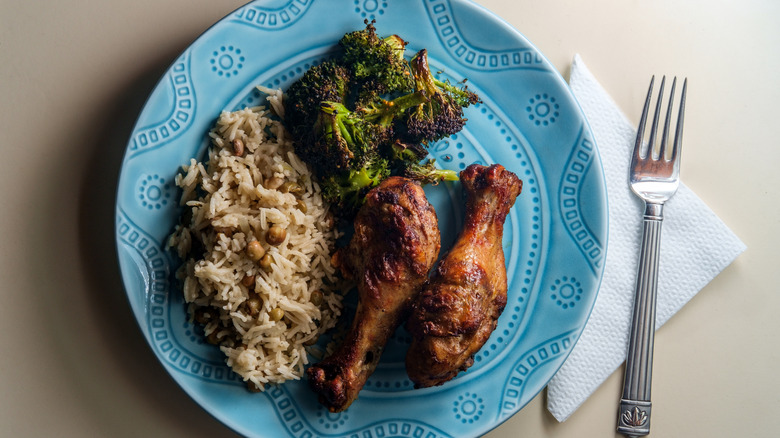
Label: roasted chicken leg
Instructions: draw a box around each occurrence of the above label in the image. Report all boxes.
[405,164,522,388]
[307,176,441,411]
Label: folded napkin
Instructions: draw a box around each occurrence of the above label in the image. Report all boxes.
[545,55,746,422]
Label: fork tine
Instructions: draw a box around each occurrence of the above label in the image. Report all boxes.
[647,76,666,160]
[658,77,677,161]
[670,78,687,164]
[634,76,655,162]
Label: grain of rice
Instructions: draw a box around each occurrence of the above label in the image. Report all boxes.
[168,90,343,391]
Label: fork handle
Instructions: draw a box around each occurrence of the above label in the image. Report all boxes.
[618,202,664,437]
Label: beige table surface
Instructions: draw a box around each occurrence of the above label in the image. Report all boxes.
[2,1,778,436]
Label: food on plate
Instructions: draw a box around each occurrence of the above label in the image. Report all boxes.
[307,176,441,412]
[284,21,479,218]
[404,48,481,144]
[405,164,522,388]
[167,21,491,404]
[167,91,344,392]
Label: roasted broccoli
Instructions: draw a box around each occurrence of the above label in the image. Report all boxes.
[312,101,389,173]
[320,151,391,217]
[390,140,457,184]
[404,49,481,144]
[285,60,352,131]
[285,21,416,176]
[320,152,454,217]
[310,92,427,174]
[390,139,428,163]
[283,22,480,219]
[339,21,413,97]
[285,60,353,170]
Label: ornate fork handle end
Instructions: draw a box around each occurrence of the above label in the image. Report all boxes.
[618,399,652,437]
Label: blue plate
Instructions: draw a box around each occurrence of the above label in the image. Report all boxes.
[115,1,608,436]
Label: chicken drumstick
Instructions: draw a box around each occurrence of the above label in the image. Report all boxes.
[405,163,522,388]
[307,176,441,412]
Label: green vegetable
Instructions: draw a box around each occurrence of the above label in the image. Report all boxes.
[405,48,481,144]
[283,20,480,219]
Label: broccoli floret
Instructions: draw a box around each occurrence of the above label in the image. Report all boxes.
[340,20,413,97]
[285,60,353,169]
[389,139,428,163]
[285,60,352,130]
[321,152,391,217]
[404,49,481,144]
[310,92,429,174]
[389,140,458,185]
[313,101,393,172]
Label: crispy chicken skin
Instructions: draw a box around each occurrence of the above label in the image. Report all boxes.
[307,176,441,412]
[405,164,522,388]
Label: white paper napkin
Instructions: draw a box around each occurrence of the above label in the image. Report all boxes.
[545,55,746,422]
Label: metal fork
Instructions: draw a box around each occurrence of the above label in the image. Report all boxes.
[617,76,687,437]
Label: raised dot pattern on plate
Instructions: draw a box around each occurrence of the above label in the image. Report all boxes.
[210,45,245,78]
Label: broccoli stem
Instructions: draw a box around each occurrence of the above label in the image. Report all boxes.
[382,34,407,60]
[402,159,459,185]
[362,90,429,126]
[429,167,458,181]
[335,116,355,147]
[349,166,379,189]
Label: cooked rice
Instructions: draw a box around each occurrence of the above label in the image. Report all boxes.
[168,87,343,391]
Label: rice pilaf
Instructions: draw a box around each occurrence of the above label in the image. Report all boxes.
[168,87,343,391]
